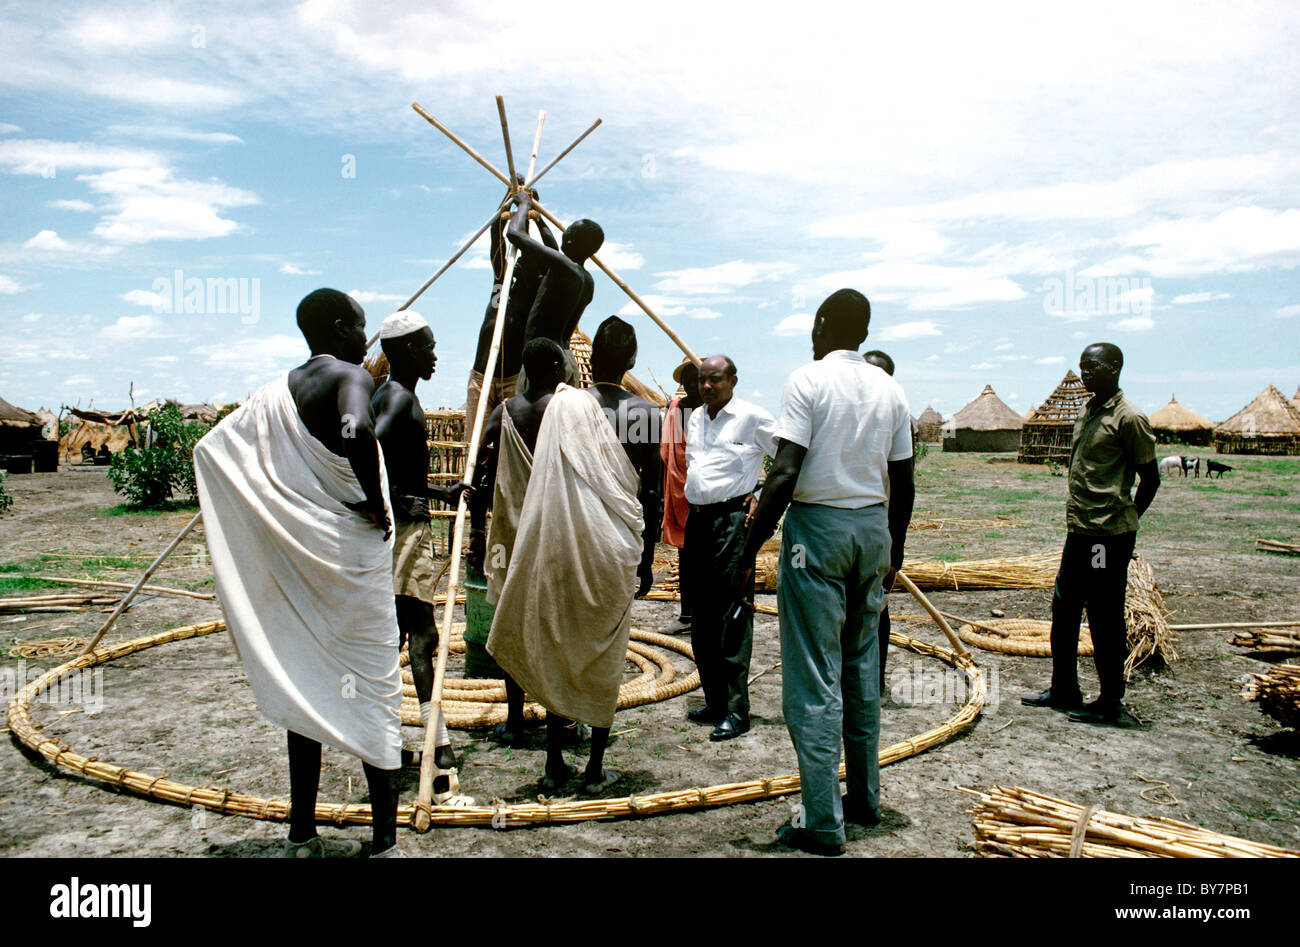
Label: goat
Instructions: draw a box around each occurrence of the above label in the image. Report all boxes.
[1205,459,1234,479]
[1180,455,1200,478]
[1159,455,1184,477]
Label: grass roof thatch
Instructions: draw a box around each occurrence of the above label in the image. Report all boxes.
[0,397,42,429]
[1150,395,1214,433]
[1024,370,1089,426]
[949,385,1025,432]
[917,406,943,426]
[1216,385,1300,435]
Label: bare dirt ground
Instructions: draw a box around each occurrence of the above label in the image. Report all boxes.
[1,453,1297,858]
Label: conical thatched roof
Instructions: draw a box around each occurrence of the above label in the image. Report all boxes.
[949,385,1025,432]
[1292,386,1300,412]
[1216,385,1300,435]
[917,406,943,426]
[0,397,42,428]
[1150,395,1213,433]
[1025,370,1089,426]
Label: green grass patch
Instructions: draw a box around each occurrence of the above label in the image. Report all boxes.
[101,500,200,517]
[0,554,63,574]
[983,531,1007,539]
[0,575,63,594]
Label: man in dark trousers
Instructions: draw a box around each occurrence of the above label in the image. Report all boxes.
[683,355,776,741]
[1022,342,1159,724]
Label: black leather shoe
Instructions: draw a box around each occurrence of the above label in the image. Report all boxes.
[709,712,750,742]
[1020,688,1083,711]
[1068,700,1123,725]
[777,823,843,857]
[687,706,725,725]
[842,795,882,827]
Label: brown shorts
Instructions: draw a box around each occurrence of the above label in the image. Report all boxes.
[393,516,441,604]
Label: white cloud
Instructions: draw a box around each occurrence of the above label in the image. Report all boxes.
[653,260,795,296]
[0,275,30,294]
[969,361,996,370]
[192,334,307,374]
[910,278,1026,310]
[81,168,259,245]
[1035,356,1065,365]
[280,262,322,276]
[597,242,644,271]
[1171,291,1231,304]
[21,312,42,322]
[686,308,722,320]
[347,290,406,304]
[1100,206,1300,277]
[926,354,940,361]
[121,289,169,308]
[773,313,813,337]
[0,123,20,134]
[1109,315,1155,332]
[995,341,1013,351]
[23,230,72,251]
[1276,304,1300,319]
[65,12,187,51]
[46,199,94,212]
[105,125,244,145]
[876,320,943,341]
[98,315,166,343]
[802,263,1026,311]
[0,139,162,176]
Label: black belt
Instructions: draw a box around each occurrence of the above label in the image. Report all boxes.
[689,494,748,515]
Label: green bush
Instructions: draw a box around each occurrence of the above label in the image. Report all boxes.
[0,471,12,514]
[107,405,207,509]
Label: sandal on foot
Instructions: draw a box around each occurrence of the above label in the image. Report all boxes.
[579,767,623,795]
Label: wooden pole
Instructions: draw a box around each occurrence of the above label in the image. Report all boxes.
[895,571,970,657]
[80,511,202,655]
[409,103,698,366]
[1169,620,1300,631]
[495,95,518,188]
[379,113,604,332]
[16,575,215,601]
[412,110,547,833]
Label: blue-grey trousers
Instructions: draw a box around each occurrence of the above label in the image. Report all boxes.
[778,501,890,845]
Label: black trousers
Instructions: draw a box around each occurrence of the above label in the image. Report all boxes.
[676,542,694,623]
[684,501,753,717]
[1049,531,1137,708]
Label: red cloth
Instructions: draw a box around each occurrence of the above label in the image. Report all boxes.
[660,396,690,547]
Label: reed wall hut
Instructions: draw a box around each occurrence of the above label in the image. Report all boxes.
[1017,371,1090,464]
[0,397,54,471]
[942,384,1025,452]
[1149,395,1214,446]
[916,406,944,442]
[1214,385,1300,455]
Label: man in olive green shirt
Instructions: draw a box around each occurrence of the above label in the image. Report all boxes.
[1022,343,1159,724]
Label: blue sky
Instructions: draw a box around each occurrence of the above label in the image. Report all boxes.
[1,0,1297,423]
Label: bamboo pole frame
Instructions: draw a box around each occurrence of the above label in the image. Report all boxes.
[895,570,969,657]
[80,511,202,655]
[409,101,700,367]
[412,108,547,833]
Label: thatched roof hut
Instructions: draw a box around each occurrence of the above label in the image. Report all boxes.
[916,406,944,442]
[1214,385,1300,455]
[1150,395,1214,446]
[1017,370,1090,464]
[943,384,1025,452]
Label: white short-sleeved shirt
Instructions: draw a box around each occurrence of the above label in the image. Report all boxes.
[775,350,912,508]
[684,396,778,505]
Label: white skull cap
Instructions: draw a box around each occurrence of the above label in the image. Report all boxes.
[379,309,429,339]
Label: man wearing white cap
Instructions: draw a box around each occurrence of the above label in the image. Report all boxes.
[372,309,470,803]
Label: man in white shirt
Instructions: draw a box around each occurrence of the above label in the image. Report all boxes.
[683,355,777,741]
[730,289,915,856]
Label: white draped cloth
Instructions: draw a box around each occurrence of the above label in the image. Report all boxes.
[485,405,533,606]
[487,385,643,728]
[194,374,402,769]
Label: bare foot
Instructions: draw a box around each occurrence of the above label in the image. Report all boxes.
[580,767,622,795]
[540,762,578,794]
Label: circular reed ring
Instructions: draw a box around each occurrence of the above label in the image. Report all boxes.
[955,618,1094,657]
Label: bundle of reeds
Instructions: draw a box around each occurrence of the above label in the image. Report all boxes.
[1241,663,1300,730]
[1123,554,1176,675]
[909,516,1024,532]
[897,553,1059,591]
[0,592,118,614]
[1230,627,1300,654]
[1257,538,1300,556]
[964,785,1300,858]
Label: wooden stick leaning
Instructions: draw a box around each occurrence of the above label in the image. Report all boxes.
[80,511,202,655]
[412,108,547,833]
[408,102,700,367]
[495,95,518,189]
[895,570,970,657]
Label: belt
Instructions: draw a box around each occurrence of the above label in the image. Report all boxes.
[688,494,749,515]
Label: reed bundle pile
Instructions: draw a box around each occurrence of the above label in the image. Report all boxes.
[909,516,1024,532]
[964,785,1300,858]
[1241,663,1300,730]
[1256,538,1300,556]
[1123,555,1175,675]
[1229,627,1300,654]
[0,592,118,614]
